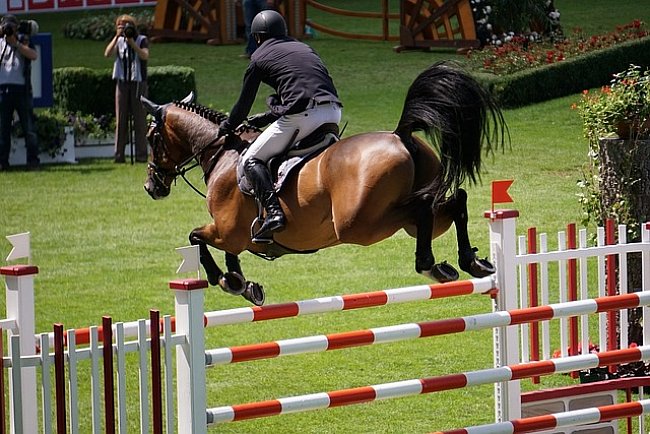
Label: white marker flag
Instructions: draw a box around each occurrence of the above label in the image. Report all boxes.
[6,232,31,262]
[176,245,200,277]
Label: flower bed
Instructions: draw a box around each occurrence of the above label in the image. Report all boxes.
[467,20,649,76]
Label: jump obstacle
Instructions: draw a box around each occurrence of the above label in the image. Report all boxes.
[2,210,650,433]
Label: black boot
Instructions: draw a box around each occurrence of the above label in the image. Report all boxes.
[244,159,286,243]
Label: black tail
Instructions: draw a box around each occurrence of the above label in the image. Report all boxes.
[394,61,507,197]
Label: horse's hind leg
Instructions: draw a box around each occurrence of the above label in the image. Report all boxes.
[415,195,459,282]
[451,189,495,278]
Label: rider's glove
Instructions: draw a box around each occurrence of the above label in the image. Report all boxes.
[247,112,275,129]
[217,122,233,140]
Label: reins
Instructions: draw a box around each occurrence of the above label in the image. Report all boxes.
[173,135,223,199]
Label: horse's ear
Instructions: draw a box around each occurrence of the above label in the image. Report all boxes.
[180,92,195,104]
[140,95,163,120]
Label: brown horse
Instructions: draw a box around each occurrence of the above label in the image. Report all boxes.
[142,62,507,305]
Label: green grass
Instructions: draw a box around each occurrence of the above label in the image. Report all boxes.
[2,1,650,432]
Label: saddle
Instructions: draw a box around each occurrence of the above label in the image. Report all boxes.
[236,122,340,196]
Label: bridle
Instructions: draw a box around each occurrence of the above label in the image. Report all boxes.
[147,107,258,198]
[146,120,222,198]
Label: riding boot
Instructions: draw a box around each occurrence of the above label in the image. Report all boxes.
[244,159,286,243]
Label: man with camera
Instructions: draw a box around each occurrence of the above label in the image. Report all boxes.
[104,14,149,163]
[0,14,39,171]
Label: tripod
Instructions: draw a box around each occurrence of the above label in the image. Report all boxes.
[122,44,136,165]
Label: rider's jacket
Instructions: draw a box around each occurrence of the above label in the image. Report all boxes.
[222,36,341,131]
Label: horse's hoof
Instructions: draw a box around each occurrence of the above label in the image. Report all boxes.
[466,258,496,278]
[242,282,265,306]
[218,272,246,296]
[432,262,460,282]
[419,261,459,283]
[459,247,495,278]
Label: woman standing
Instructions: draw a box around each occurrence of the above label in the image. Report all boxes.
[104,14,149,163]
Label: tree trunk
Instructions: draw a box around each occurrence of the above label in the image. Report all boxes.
[599,138,650,345]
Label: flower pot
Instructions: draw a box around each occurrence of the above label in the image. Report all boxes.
[615,117,650,139]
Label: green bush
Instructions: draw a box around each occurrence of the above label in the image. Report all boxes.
[53,65,197,117]
[53,67,114,117]
[147,66,197,104]
[63,9,154,41]
[476,37,650,107]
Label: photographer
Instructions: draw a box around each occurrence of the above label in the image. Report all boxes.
[0,14,39,171]
[104,14,149,163]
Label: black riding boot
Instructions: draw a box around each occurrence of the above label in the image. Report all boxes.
[244,159,286,243]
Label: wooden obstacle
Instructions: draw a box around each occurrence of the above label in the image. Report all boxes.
[302,0,398,41]
[147,0,481,51]
[396,0,480,52]
[148,0,306,44]
[149,0,239,44]
[2,210,650,432]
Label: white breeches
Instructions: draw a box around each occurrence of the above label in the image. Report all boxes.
[242,102,342,163]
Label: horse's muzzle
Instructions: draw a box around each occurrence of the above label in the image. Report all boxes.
[144,176,170,200]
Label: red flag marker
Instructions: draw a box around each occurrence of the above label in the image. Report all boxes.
[491,179,514,212]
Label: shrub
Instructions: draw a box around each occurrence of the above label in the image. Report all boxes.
[63,9,154,41]
[574,65,650,144]
[53,66,197,116]
[471,0,562,47]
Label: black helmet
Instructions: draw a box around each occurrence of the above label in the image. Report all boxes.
[251,10,287,38]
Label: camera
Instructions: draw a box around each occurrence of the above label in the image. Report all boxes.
[0,16,38,38]
[122,22,137,39]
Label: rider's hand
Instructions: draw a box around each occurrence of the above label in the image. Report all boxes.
[246,112,273,129]
[217,123,232,140]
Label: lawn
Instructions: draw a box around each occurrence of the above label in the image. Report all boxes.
[1,1,650,432]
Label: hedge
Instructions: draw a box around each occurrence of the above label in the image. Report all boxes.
[476,37,650,108]
[52,65,196,117]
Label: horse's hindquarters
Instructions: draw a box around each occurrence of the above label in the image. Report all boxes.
[290,132,417,246]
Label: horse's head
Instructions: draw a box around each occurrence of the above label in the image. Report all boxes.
[141,93,202,199]
[141,93,260,200]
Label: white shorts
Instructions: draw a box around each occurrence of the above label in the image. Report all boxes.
[242,102,342,163]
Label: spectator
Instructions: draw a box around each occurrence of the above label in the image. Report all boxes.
[104,14,149,163]
[241,0,276,59]
[0,14,39,171]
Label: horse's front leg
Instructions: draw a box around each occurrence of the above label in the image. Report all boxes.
[414,195,459,282]
[223,253,265,306]
[189,230,224,286]
[451,189,495,278]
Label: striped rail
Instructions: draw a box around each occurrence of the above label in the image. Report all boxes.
[206,346,650,424]
[434,399,650,434]
[45,276,496,347]
[205,291,650,366]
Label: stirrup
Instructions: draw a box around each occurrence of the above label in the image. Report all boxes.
[252,216,285,244]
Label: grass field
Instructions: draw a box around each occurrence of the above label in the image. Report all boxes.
[2,1,650,432]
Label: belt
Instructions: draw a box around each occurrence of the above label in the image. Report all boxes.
[314,100,342,107]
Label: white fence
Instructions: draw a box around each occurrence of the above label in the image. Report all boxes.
[2,210,650,432]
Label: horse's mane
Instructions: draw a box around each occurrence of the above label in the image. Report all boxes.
[173,100,228,125]
[172,100,261,138]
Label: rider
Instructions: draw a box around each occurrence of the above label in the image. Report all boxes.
[217,9,342,244]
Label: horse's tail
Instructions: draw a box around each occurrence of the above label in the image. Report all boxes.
[394,61,507,197]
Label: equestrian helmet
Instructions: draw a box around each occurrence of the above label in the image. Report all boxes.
[251,10,287,38]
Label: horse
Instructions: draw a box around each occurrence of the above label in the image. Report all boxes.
[142,61,507,306]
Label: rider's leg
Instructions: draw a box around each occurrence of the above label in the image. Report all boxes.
[241,103,342,243]
[243,157,286,243]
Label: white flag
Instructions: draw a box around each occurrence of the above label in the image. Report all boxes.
[176,245,200,275]
[6,232,31,262]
